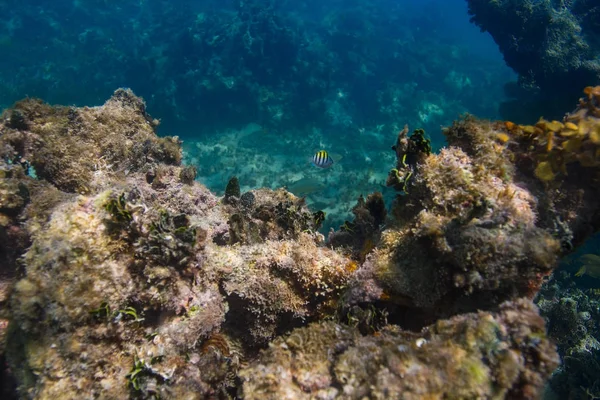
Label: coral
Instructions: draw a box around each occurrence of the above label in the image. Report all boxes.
[536,271,600,399]
[137,210,198,269]
[223,188,321,246]
[347,132,557,316]
[178,165,197,185]
[327,192,387,261]
[385,125,432,194]
[4,181,350,395]
[239,191,255,210]
[241,299,559,399]
[224,176,241,205]
[0,162,33,313]
[0,91,356,398]
[208,232,354,345]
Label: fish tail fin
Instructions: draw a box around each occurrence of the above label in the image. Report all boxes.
[330,153,343,163]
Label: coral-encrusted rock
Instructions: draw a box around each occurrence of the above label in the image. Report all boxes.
[346,123,561,318]
[536,271,600,400]
[0,90,355,398]
[0,164,31,309]
[207,232,354,344]
[0,88,180,194]
[223,188,318,245]
[241,299,559,400]
[3,87,597,399]
[347,89,600,322]
[6,177,351,398]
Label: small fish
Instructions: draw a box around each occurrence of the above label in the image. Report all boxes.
[287,176,326,197]
[575,254,600,279]
[312,150,334,169]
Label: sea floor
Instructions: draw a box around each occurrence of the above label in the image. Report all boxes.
[183,122,400,233]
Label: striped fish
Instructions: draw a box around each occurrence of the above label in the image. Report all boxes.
[312,150,334,168]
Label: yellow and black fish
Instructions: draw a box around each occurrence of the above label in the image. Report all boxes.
[312,150,334,168]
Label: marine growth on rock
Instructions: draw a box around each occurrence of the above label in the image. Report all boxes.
[1,87,600,399]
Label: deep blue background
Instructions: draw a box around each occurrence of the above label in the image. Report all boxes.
[0,0,514,139]
[0,0,520,231]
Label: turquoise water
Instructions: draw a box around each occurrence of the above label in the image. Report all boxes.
[2,2,600,399]
[0,0,519,231]
[2,0,518,231]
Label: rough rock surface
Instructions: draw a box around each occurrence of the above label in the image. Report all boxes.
[2,87,600,398]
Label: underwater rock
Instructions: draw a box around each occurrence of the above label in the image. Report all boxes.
[178,165,197,185]
[226,188,320,245]
[0,90,355,398]
[346,88,600,324]
[466,0,600,119]
[241,298,558,399]
[0,88,182,194]
[239,191,255,210]
[4,183,350,396]
[536,270,600,400]
[208,231,354,345]
[2,88,598,398]
[327,192,387,261]
[0,164,31,308]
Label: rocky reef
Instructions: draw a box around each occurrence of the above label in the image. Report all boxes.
[0,89,352,398]
[535,251,600,399]
[1,87,600,398]
[466,0,600,121]
[242,299,557,399]
[343,87,600,324]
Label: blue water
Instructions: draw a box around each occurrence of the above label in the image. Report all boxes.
[0,0,517,231]
[5,3,600,399]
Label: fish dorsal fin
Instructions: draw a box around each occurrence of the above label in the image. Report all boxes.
[579,254,600,264]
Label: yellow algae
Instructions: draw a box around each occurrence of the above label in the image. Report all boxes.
[578,120,591,136]
[546,120,563,132]
[589,126,600,144]
[546,132,554,152]
[504,121,516,131]
[562,138,583,152]
[344,260,359,273]
[559,129,578,138]
[496,132,510,143]
[564,122,578,130]
[535,118,547,130]
[520,125,537,135]
[534,161,555,181]
[574,254,600,279]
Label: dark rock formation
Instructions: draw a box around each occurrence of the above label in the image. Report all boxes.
[467,0,600,121]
